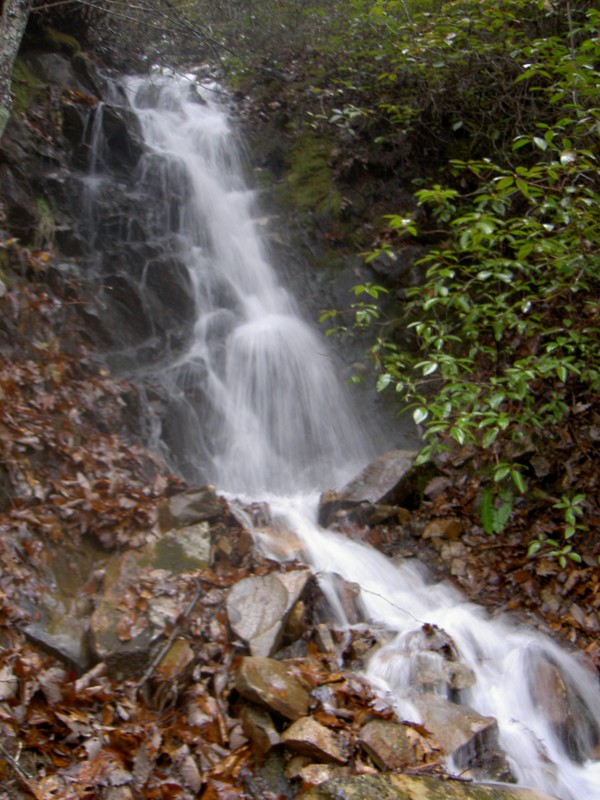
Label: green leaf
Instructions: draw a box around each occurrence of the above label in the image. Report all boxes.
[450,426,466,445]
[376,373,392,392]
[481,488,495,535]
[494,465,511,482]
[413,407,429,425]
[511,469,527,494]
[482,428,499,448]
[528,540,542,556]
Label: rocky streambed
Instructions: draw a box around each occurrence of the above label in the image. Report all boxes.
[1,458,588,800]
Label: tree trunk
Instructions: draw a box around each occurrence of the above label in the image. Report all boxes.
[0,0,32,141]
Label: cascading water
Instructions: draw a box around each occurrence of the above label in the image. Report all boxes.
[88,72,600,799]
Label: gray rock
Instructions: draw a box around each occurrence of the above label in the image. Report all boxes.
[415,694,505,773]
[319,449,437,527]
[159,485,225,531]
[235,657,310,720]
[227,570,310,657]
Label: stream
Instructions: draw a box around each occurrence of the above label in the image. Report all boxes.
[85,71,600,800]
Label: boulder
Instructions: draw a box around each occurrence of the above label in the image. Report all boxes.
[90,523,211,676]
[415,694,505,774]
[95,103,145,171]
[318,449,437,527]
[235,657,310,721]
[301,774,559,799]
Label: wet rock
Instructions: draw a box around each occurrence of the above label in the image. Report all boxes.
[301,773,559,799]
[374,624,476,698]
[235,657,310,720]
[226,570,309,657]
[240,704,280,756]
[280,716,349,764]
[90,523,210,675]
[0,163,37,238]
[528,652,600,762]
[319,449,438,527]
[90,550,156,676]
[415,694,507,774]
[315,573,365,626]
[95,103,145,170]
[71,51,105,98]
[358,719,442,770]
[158,485,225,531]
[24,621,92,674]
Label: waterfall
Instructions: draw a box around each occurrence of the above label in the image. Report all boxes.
[88,72,600,800]
[110,72,376,494]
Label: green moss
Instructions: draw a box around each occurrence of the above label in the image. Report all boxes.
[287,131,342,217]
[11,59,45,115]
[43,27,81,56]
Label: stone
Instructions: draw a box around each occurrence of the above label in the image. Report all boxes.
[280,716,349,764]
[415,694,501,771]
[422,518,463,540]
[235,657,310,721]
[358,719,442,771]
[240,704,280,756]
[295,763,351,787]
[153,640,195,684]
[318,449,439,527]
[97,103,144,170]
[528,652,600,762]
[300,773,559,799]
[226,569,310,657]
[90,524,210,675]
[158,485,225,531]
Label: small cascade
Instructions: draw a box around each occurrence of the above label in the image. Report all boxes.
[84,71,600,799]
[262,494,600,800]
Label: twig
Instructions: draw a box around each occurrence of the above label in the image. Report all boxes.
[0,742,39,796]
[133,581,202,690]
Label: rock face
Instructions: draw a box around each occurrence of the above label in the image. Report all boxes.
[301,774,559,800]
[0,47,199,460]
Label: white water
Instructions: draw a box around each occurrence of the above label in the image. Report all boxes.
[118,73,600,799]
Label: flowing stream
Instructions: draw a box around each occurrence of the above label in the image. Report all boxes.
[90,72,600,800]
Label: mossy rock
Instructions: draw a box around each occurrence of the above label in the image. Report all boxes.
[43,27,81,56]
[302,774,557,800]
[11,58,45,115]
[286,131,342,217]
